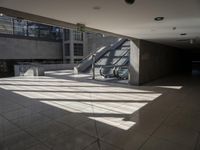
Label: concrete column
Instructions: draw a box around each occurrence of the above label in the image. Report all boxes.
[128,39,140,85]
[62,29,66,64]
[70,30,74,64]
[82,32,86,57]
[129,39,179,85]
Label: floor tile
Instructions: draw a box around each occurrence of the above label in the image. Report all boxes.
[26,121,71,142]
[76,120,113,137]
[102,129,149,150]
[39,107,71,120]
[45,130,96,150]
[0,73,200,150]
[11,113,51,130]
[2,107,38,120]
[140,136,193,150]
[26,144,50,150]
[0,118,21,141]
[153,125,198,148]
[56,113,90,128]
[84,141,122,150]
[0,131,39,150]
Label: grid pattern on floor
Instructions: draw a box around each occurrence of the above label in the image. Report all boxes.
[0,71,200,150]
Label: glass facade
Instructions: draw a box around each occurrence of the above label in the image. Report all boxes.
[27,22,39,37]
[74,59,82,64]
[64,29,70,41]
[65,43,70,56]
[73,30,83,41]
[74,43,83,56]
[13,18,28,36]
[0,14,87,65]
[0,15,13,34]
[0,15,62,41]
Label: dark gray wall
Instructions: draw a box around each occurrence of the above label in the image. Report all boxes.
[139,40,179,84]
[0,37,62,59]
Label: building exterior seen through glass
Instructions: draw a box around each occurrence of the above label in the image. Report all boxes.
[0,15,62,41]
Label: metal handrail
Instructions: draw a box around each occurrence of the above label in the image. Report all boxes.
[77,38,124,66]
[114,65,129,79]
[75,39,128,73]
[99,48,130,78]
[99,48,129,68]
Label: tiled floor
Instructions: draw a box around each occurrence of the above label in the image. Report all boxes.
[0,70,200,150]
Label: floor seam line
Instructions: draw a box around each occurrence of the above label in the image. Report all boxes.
[137,102,184,150]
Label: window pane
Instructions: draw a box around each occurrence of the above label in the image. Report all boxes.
[74,43,83,56]
[27,22,39,37]
[64,29,70,41]
[73,30,83,41]
[39,24,51,38]
[65,43,70,56]
[52,27,62,40]
[13,18,27,36]
[0,15,13,34]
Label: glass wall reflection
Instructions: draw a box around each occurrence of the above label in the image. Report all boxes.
[0,15,62,41]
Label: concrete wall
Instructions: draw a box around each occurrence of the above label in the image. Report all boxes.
[139,40,179,84]
[14,64,75,76]
[0,36,62,59]
[129,39,140,85]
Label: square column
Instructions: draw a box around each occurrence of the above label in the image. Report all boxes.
[129,39,140,85]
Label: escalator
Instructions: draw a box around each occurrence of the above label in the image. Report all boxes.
[98,40,130,79]
[74,39,127,73]
[114,65,129,79]
[75,39,130,80]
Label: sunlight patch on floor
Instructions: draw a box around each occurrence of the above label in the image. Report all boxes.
[0,76,162,130]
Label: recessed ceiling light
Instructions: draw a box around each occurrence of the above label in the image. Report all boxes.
[93,6,101,10]
[154,17,164,21]
[180,33,187,36]
[125,0,135,5]
[0,13,3,17]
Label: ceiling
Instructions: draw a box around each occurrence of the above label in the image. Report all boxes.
[0,0,200,49]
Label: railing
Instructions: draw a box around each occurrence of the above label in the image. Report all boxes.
[74,38,127,73]
[99,49,130,78]
[77,38,124,65]
[114,65,129,79]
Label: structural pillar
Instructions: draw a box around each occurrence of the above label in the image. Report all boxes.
[128,39,140,85]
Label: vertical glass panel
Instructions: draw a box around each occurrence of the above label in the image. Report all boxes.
[39,24,51,38]
[74,43,83,56]
[73,30,83,41]
[0,15,62,41]
[65,43,70,56]
[52,27,62,40]
[64,29,70,41]
[27,22,39,37]
[0,15,13,34]
[13,18,27,36]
